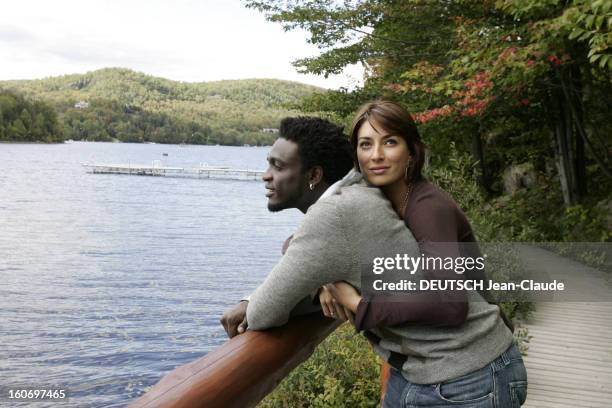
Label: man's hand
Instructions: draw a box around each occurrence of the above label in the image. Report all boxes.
[220,301,249,338]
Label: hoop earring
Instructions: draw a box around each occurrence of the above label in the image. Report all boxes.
[309,183,315,191]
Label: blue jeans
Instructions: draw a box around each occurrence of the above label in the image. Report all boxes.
[382,343,527,407]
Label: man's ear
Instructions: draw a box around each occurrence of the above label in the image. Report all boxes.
[308,166,324,187]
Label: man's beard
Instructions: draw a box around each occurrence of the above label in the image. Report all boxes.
[267,203,285,212]
[267,186,304,212]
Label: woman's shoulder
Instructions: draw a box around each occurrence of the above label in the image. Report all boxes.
[405,180,474,241]
[409,180,459,211]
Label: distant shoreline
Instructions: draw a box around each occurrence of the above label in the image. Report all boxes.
[0,140,271,147]
[0,141,55,144]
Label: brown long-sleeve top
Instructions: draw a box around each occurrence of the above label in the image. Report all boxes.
[353,180,483,331]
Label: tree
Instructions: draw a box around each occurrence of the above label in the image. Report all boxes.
[11,118,27,140]
[246,0,611,206]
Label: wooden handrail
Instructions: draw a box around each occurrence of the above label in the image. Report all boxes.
[129,313,340,408]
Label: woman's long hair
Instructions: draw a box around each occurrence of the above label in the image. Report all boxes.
[350,100,426,184]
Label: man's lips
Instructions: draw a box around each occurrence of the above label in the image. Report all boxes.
[265,187,275,197]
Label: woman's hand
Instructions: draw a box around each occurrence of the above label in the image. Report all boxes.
[326,281,362,314]
[319,285,352,321]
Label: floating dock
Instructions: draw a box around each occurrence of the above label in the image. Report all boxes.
[82,162,264,181]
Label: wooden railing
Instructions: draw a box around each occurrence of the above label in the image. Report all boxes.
[129,313,341,408]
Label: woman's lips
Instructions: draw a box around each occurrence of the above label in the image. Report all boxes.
[369,166,389,175]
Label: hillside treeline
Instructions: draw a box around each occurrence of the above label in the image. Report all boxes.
[0,90,63,143]
[0,68,319,145]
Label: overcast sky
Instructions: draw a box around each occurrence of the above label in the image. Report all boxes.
[0,0,363,89]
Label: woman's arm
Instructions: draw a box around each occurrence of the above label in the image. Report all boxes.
[348,185,470,331]
[318,285,354,322]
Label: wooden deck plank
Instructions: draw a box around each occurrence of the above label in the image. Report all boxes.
[525,343,612,359]
[524,328,612,346]
[524,339,612,353]
[521,350,612,368]
[527,379,612,396]
[516,245,612,408]
[524,360,612,378]
[525,328,612,343]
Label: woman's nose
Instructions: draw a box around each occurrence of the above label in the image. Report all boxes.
[371,144,384,160]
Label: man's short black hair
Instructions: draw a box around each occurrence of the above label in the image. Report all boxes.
[279,116,353,185]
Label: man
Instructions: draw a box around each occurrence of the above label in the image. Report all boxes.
[220,116,353,337]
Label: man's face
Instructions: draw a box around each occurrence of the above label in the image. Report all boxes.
[262,138,307,212]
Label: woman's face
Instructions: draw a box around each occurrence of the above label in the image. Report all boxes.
[356,119,411,188]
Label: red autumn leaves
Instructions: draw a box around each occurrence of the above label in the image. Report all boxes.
[411,71,494,124]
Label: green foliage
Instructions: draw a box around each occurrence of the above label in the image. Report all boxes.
[559,204,612,242]
[246,0,461,79]
[0,68,319,145]
[249,0,611,233]
[497,0,612,69]
[0,89,64,142]
[427,143,610,243]
[259,323,380,408]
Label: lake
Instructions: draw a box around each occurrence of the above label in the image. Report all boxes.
[0,142,303,407]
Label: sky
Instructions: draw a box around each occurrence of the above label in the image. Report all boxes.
[0,0,364,89]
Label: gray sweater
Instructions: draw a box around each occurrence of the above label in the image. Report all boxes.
[247,180,513,384]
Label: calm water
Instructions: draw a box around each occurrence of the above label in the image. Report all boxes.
[0,142,303,407]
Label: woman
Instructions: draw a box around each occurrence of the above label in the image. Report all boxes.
[319,100,527,407]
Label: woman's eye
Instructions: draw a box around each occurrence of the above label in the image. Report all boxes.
[384,138,398,145]
[359,142,371,149]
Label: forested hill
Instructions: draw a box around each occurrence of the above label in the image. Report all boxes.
[0,68,321,145]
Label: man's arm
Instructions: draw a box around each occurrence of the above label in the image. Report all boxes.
[220,233,322,338]
[220,295,319,338]
[247,201,352,330]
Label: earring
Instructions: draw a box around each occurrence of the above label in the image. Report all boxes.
[309,183,315,191]
[405,159,411,181]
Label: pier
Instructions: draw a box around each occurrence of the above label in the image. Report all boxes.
[82,162,264,181]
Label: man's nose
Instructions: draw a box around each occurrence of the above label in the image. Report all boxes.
[262,168,272,181]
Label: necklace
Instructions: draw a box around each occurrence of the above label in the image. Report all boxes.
[399,183,413,218]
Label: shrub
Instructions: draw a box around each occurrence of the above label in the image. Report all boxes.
[259,323,380,408]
